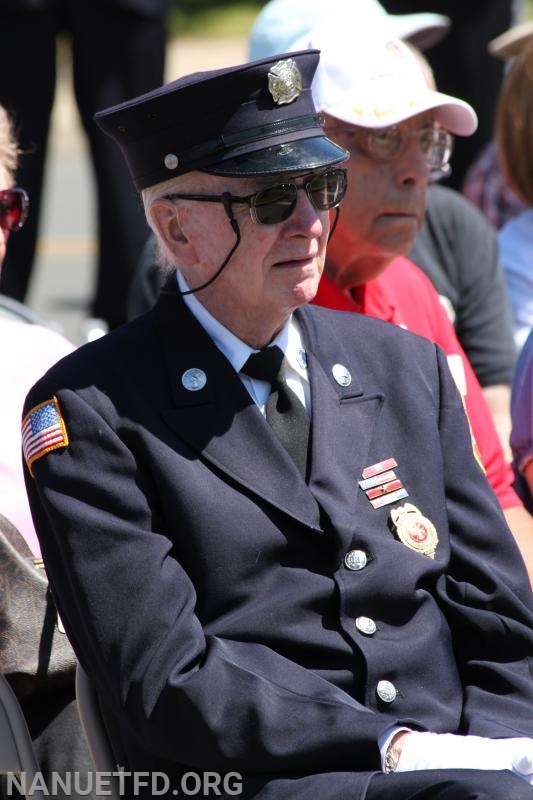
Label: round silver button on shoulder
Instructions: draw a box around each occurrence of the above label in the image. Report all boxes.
[332,363,352,387]
[355,616,377,635]
[345,550,368,571]
[376,680,397,703]
[164,153,179,170]
[181,368,207,391]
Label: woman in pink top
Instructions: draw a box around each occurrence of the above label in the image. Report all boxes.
[0,104,94,799]
[0,104,74,556]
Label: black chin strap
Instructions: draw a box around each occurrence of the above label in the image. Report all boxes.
[328,206,341,243]
[179,193,241,296]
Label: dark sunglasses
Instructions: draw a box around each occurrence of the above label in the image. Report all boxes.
[0,187,29,232]
[163,168,347,225]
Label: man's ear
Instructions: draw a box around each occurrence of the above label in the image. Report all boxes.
[150,199,197,265]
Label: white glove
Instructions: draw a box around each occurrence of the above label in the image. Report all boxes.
[396,732,533,784]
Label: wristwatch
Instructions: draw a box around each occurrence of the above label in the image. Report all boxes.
[384,736,404,773]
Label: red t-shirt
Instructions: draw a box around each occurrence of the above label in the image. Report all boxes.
[313,256,519,510]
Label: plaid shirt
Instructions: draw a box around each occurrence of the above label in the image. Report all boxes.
[462,141,525,230]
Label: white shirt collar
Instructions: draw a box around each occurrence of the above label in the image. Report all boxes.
[176,270,308,379]
[176,270,309,410]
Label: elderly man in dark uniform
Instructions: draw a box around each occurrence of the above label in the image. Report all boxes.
[22,50,533,799]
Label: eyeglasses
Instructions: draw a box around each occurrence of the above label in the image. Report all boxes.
[0,187,29,233]
[328,123,454,172]
[163,168,347,225]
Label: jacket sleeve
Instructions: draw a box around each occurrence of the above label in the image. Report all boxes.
[428,290,520,511]
[433,345,533,738]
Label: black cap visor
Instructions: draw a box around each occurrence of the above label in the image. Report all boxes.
[204,135,348,177]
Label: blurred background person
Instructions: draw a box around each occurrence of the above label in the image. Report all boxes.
[0,107,74,559]
[0,102,92,800]
[0,0,171,334]
[495,37,533,354]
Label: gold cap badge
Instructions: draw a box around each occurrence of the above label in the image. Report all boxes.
[390,503,438,559]
[268,58,302,105]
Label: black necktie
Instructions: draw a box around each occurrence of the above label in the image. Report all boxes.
[242,345,310,479]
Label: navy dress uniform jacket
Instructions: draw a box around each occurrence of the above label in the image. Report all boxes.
[23,286,533,799]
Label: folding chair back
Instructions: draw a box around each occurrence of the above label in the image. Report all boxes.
[0,673,46,799]
[75,663,121,800]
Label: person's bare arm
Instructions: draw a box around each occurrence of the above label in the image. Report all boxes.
[483,384,512,463]
[503,504,533,589]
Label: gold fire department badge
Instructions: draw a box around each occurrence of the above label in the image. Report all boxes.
[268,58,302,105]
[390,503,438,559]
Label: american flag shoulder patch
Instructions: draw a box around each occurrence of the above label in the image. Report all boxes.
[22,396,69,476]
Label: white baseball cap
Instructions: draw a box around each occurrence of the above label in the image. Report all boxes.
[248,0,450,61]
[302,24,477,136]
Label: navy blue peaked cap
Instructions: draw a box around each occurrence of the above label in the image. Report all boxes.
[94,50,348,190]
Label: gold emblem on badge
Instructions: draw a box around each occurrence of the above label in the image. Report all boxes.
[268,58,302,105]
[390,503,438,558]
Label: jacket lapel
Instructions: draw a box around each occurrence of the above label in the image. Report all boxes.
[154,288,384,534]
[297,307,385,530]
[155,288,323,531]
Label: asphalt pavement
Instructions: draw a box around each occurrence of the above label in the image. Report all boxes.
[25,35,247,345]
